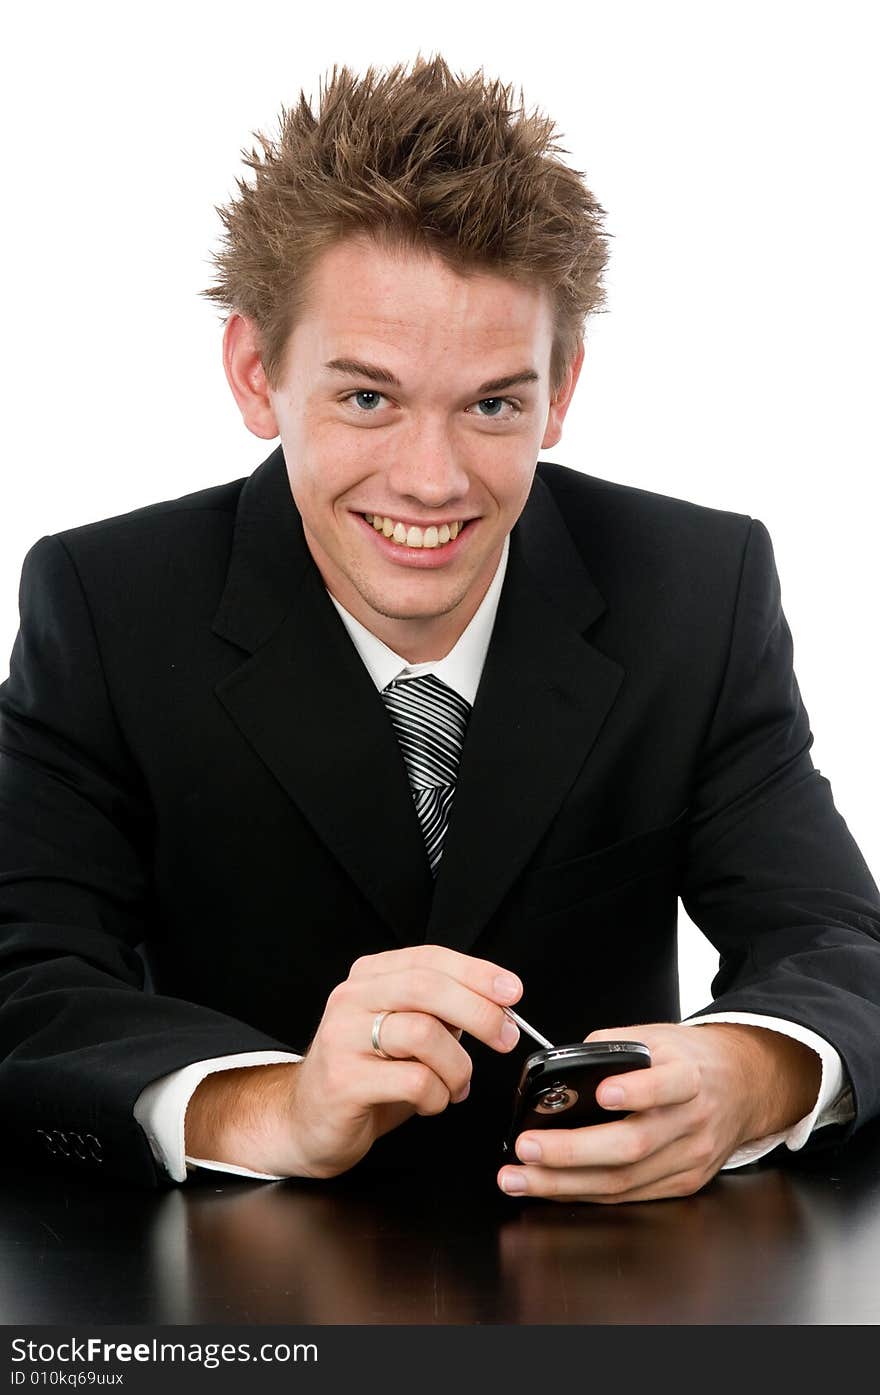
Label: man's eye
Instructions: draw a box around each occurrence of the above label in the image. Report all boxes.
[473,397,518,418]
[348,390,386,411]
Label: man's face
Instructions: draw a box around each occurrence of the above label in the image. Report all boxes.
[260,234,577,658]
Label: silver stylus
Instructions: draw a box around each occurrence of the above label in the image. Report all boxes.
[504,1007,554,1050]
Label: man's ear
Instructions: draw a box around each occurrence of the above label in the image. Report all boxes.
[222,314,280,440]
[541,340,585,450]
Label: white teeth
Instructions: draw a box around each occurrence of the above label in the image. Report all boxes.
[362,514,467,549]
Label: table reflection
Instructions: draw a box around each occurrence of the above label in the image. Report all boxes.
[3,1138,880,1324]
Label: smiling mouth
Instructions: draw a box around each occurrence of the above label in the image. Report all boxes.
[362,513,469,549]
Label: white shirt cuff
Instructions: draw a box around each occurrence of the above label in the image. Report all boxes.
[133,1051,303,1183]
[683,1010,854,1169]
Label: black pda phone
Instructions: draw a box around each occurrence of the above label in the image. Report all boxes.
[502,1041,651,1164]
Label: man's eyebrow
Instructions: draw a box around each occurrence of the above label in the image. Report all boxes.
[476,369,540,394]
[324,358,402,387]
[323,359,541,395]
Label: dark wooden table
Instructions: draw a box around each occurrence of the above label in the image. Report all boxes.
[3,1122,880,1325]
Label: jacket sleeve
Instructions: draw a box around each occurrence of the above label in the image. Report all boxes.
[0,534,295,1187]
[680,517,880,1146]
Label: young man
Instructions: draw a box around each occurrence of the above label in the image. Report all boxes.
[1,58,878,1202]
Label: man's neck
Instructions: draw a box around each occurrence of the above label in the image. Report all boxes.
[335,590,486,664]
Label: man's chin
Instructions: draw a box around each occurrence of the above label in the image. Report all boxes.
[363,592,468,623]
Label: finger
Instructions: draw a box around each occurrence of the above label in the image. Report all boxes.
[512,1104,694,1171]
[347,944,523,1005]
[370,1010,472,1101]
[352,1058,453,1118]
[500,1111,717,1197]
[439,1019,464,1042]
[497,1157,717,1204]
[594,1059,701,1113]
[338,968,522,1053]
[502,1099,725,1199]
[582,1167,717,1203]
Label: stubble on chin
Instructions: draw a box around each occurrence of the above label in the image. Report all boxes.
[351,575,472,624]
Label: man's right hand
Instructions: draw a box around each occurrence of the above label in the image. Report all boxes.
[184,946,524,1178]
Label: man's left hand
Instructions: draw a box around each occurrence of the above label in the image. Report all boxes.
[497,1021,822,1203]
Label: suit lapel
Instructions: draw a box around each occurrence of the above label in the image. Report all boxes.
[426,476,624,951]
[210,445,624,951]
[211,446,434,942]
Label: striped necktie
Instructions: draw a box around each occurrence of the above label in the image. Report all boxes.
[381,673,472,876]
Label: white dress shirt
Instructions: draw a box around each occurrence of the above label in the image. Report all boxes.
[134,532,854,1181]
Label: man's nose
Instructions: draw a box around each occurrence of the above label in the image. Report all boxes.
[385,419,471,507]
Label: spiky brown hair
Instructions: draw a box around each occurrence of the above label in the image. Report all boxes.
[201,55,610,393]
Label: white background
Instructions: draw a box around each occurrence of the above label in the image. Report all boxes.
[2,0,877,1016]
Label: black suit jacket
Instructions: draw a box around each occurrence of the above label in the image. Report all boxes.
[2,446,879,1187]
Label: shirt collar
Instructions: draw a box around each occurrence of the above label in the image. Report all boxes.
[326,533,509,705]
